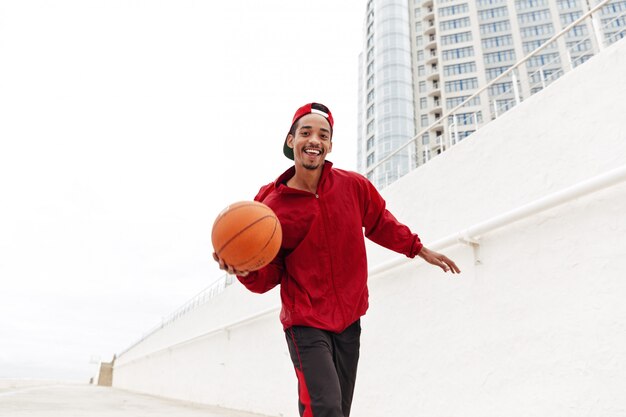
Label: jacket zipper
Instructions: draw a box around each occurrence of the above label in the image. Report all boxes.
[316,192,348,328]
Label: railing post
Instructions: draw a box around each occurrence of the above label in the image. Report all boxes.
[448,121,458,147]
[590,7,606,51]
[512,71,521,106]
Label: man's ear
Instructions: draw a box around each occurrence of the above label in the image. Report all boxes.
[286,134,295,149]
[328,140,333,154]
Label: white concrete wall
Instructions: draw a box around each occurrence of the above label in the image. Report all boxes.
[113,39,626,417]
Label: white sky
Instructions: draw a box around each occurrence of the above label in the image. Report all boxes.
[0,0,364,381]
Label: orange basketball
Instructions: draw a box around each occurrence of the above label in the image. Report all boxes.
[211,201,282,272]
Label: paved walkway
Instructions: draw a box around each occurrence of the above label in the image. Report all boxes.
[0,381,270,417]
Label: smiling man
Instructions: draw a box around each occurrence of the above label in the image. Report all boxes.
[214,102,460,417]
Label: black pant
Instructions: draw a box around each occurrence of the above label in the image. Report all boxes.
[285,320,361,417]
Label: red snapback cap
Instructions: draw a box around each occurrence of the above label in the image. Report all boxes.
[283,102,334,160]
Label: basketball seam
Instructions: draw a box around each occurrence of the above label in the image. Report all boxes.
[215,214,276,256]
[234,219,279,269]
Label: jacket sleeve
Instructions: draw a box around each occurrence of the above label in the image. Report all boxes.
[361,178,423,258]
[236,250,286,294]
[236,182,286,293]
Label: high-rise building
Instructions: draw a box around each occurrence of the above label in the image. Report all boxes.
[357,0,626,188]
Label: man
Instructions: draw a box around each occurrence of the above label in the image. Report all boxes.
[214,102,460,417]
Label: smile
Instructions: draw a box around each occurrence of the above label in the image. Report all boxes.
[304,148,322,156]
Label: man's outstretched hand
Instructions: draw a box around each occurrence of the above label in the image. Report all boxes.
[417,247,461,274]
[212,252,250,277]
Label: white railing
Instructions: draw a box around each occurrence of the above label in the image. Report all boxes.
[116,163,626,364]
[116,273,236,357]
[367,0,625,186]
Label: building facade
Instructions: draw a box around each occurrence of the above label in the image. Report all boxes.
[358,0,626,188]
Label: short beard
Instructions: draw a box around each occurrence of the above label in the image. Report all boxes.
[301,161,321,170]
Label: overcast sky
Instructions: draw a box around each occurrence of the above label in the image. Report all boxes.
[0,0,363,381]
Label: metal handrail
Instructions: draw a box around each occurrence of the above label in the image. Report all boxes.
[116,273,235,357]
[366,0,616,178]
[116,163,626,364]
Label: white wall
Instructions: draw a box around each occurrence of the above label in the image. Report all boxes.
[113,39,626,417]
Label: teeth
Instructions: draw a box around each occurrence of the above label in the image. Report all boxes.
[304,149,321,155]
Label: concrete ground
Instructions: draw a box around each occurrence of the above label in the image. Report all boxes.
[0,381,271,417]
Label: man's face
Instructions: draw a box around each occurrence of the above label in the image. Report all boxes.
[286,114,333,171]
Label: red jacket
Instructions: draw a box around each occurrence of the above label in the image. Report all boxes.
[237,161,423,333]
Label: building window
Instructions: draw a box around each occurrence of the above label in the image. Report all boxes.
[566,24,587,38]
[479,20,511,34]
[441,31,472,45]
[478,6,509,20]
[446,95,481,108]
[522,39,557,53]
[439,3,469,16]
[420,97,427,109]
[443,61,477,76]
[442,46,474,61]
[484,49,516,64]
[367,120,375,134]
[489,82,513,95]
[571,54,593,67]
[366,135,375,151]
[557,0,579,10]
[421,114,429,127]
[367,62,374,75]
[440,17,471,31]
[367,89,375,103]
[481,34,513,48]
[526,53,561,67]
[560,11,582,25]
[417,50,424,61]
[478,0,506,6]
[518,9,551,24]
[366,152,375,167]
[445,77,479,92]
[419,81,426,92]
[449,111,483,125]
[515,0,548,10]
[418,65,425,76]
[485,65,512,80]
[367,47,375,61]
[367,75,375,89]
[521,23,554,37]
[567,39,592,52]
[602,1,626,14]
[528,68,563,83]
[422,132,430,145]
[366,104,375,118]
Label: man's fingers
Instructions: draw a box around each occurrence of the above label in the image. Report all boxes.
[213,252,250,276]
[441,256,460,274]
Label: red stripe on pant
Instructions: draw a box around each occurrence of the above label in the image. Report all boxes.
[289,328,314,417]
[295,367,313,417]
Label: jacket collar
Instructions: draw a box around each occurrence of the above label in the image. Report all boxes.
[275,161,334,193]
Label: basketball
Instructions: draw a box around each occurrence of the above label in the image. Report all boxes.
[211,201,282,272]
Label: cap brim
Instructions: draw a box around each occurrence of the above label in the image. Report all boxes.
[283,135,294,160]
